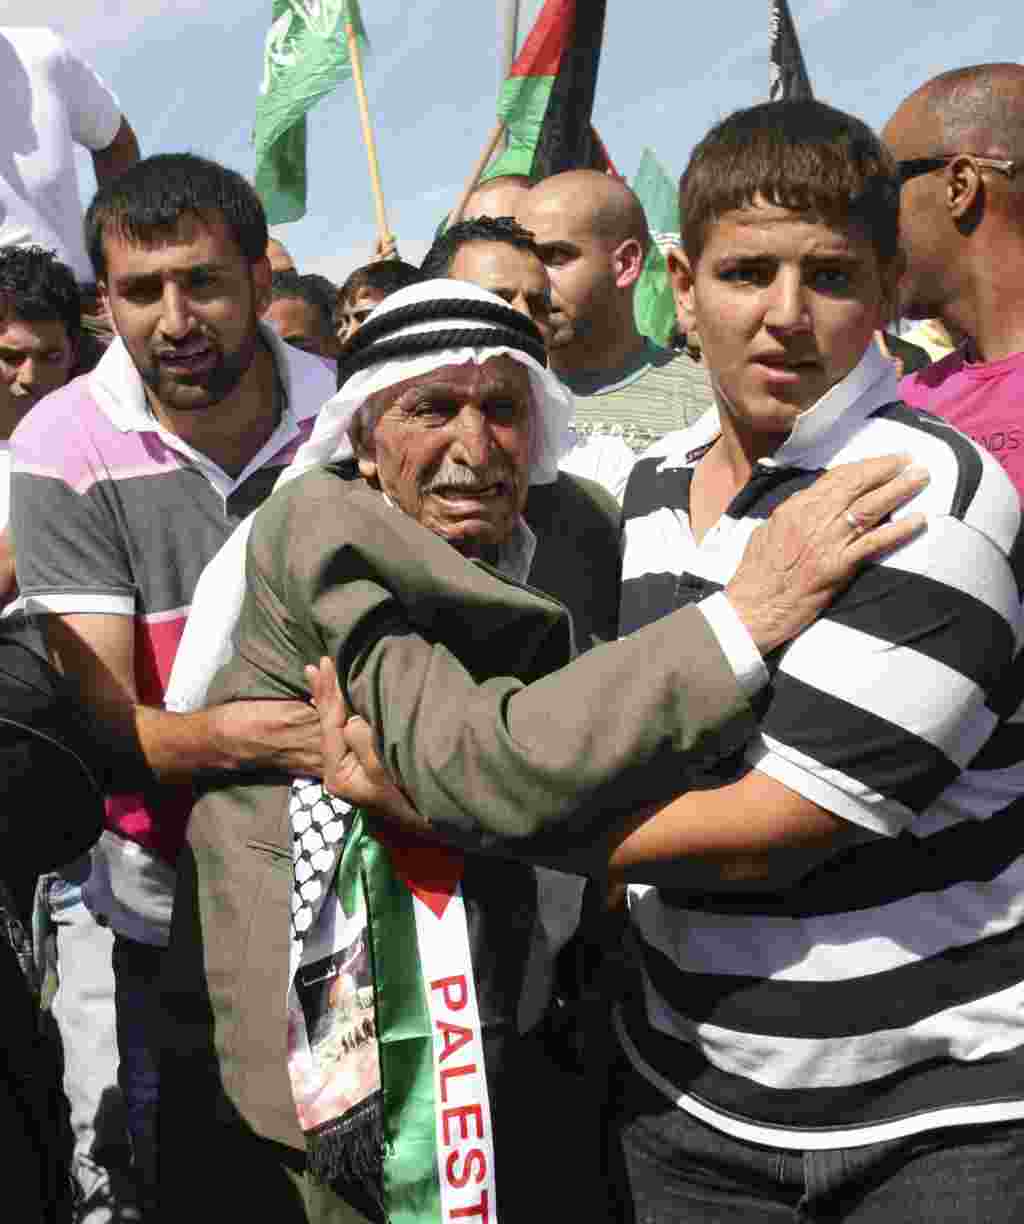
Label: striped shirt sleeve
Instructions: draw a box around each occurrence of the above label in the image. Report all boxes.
[746,516,1020,836]
[11,434,135,617]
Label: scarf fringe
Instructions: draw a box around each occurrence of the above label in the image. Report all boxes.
[307,1090,386,1212]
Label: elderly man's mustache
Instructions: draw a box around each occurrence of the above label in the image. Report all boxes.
[423,459,516,495]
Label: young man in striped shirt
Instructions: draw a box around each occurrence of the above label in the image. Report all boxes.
[607,99,1024,1221]
[319,102,1024,1218]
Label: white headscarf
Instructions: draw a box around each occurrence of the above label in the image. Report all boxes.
[164,279,575,712]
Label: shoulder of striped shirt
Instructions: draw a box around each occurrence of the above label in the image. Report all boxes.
[844,407,1021,552]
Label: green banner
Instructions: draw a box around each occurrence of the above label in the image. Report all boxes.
[632,147,681,347]
[254,0,368,224]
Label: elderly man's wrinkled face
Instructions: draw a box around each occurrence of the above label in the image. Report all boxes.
[356,355,533,562]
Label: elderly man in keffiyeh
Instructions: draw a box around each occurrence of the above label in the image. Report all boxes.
[157,279,924,1224]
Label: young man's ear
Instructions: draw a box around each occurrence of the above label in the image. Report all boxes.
[667,247,698,334]
[98,281,112,326]
[612,237,646,290]
[252,254,273,316]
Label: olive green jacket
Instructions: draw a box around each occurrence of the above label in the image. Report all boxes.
[159,464,754,1166]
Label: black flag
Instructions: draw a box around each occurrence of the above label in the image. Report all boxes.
[532,0,610,178]
[769,0,814,101]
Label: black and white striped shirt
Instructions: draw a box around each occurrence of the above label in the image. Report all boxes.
[616,345,1024,1148]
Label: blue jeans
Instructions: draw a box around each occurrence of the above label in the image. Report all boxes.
[112,935,163,1216]
[609,1056,1024,1223]
[42,869,138,1222]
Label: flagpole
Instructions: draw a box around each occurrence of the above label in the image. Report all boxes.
[345,17,394,251]
[497,0,520,151]
[446,119,507,231]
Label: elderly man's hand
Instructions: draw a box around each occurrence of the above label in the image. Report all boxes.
[726,454,929,656]
[306,657,428,829]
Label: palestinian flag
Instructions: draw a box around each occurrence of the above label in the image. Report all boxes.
[487,0,616,182]
[632,148,680,348]
[769,0,814,101]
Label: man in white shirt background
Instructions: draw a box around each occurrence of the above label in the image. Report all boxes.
[0,27,139,287]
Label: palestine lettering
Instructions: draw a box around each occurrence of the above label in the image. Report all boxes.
[431,975,491,1223]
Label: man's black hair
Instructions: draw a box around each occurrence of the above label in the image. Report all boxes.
[680,100,900,269]
[85,153,268,280]
[420,216,541,280]
[336,260,424,314]
[0,246,81,343]
[269,270,335,335]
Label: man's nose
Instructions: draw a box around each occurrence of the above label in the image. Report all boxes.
[764,271,811,332]
[159,284,193,339]
[449,404,492,468]
[16,356,40,390]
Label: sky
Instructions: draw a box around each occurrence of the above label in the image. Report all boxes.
[3,1,1023,285]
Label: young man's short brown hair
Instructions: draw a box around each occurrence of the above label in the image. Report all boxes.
[680,100,901,269]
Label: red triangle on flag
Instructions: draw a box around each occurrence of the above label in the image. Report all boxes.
[376,824,464,919]
[508,0,574,78]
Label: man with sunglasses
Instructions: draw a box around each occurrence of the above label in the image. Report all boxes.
[884,63,1024,497]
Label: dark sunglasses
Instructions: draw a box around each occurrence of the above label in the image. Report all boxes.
[897,154,1020,187]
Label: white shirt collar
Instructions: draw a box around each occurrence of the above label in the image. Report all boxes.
[657,342,901,471]
[87,321,325,434]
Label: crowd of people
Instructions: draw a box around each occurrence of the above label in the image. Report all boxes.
[4,20,1024,1224]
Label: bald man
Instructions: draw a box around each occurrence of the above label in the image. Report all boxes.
[517,169,714,456]
[885,63,1024,496]
[461,173,532,223]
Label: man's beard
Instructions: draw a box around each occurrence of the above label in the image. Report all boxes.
[134,319,261,413]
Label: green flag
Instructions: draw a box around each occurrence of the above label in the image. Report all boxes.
[632,148,680,347]
[254,0,368,225]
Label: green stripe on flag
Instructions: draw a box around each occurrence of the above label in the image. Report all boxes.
[254,0,368,224]
[359,826,441,1223]
[489,74,555,182]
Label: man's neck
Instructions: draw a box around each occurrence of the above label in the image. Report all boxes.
[146,341,281,478]
[947,241,1024,363]
[551,325,649,386]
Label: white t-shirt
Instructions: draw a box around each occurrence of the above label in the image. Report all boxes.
[0,27,122,282]
[559,427,636,503]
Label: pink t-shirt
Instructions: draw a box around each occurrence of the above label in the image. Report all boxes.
[900,348,1024,501]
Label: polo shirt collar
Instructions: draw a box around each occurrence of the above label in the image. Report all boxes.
[88,321,320,434]
[659,342,901,471]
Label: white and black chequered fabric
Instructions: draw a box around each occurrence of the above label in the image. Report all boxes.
[289,779,353,944]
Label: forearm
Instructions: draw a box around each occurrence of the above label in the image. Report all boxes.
[345,602,756,845]
[134,703,238,783]
[95,699,319,787]
[78,693,236,786]
[605,776,866,890]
